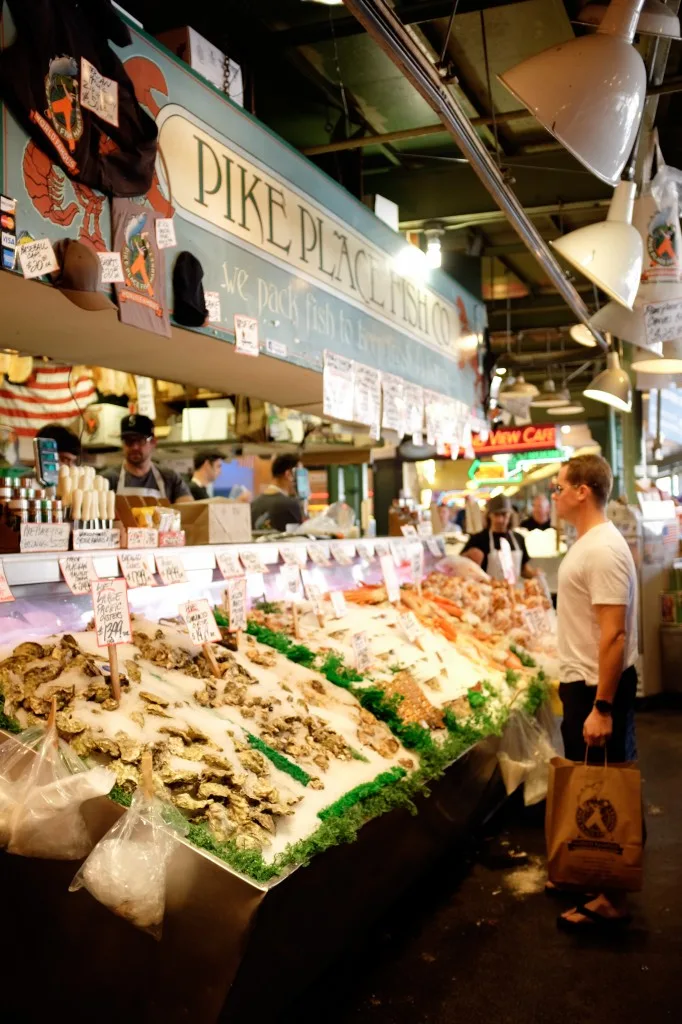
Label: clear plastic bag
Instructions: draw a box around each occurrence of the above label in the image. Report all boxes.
[497,709,559,806]
[0,718,115,859]
[70,783,188,939]
[434,554,490,582]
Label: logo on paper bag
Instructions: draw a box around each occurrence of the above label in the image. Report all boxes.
[576,797,618,840]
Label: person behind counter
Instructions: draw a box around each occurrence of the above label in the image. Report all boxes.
[189,450,224,500]
[462,493,537,581]
[251,453,303,531]
[36,425,81,467]
[100,414,193,503]
[521,494,552,531]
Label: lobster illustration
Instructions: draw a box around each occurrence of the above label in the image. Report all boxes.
[22,54,174,245]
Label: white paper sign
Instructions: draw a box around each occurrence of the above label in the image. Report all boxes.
[234,314,259,356]
[399,610,422,644]
[119,552,156,588]
[356,540,375,561]
[226,577,248,632]
[382,373,406,434]
[156,553,188,586]
[330,590,347,619]
[353,362,381,434]
[80,57,119,126]
[126,527,158,549]
[239,547,267,574]
[409,544,424,585]
[404,382,425,440]
[498,538,517,584]
[330,541,356,565]
[98,251,125,284]
[0,560,14,603]
[180,598,221,645]
[427,537,444,558]
[18,239,58,280]
[72,528,121,550]
[265,338,287,358]
[155,218,177,249]
[417,521,433,537]
[19,523,70,552]
[60,555,96,596]
[308,542,331,566]
[380,554,401,603]
[374,540,390,557]
[644,299,682,348]
[279,563,303,603]
[352,631,371,672]
[401,524,418,537]
[279,543,307,567]
[204,290,221,324]
[91,578,132,647]
[323,350,355,422]
[216,549,243,578]
[135,376,156,420]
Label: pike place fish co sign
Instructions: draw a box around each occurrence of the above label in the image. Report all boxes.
[2,20,485,405]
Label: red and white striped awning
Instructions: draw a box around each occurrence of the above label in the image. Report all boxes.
[0,365,97,437]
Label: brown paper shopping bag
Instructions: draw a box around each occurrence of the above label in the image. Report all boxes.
[546,756,643,892]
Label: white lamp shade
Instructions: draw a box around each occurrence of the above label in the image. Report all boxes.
[554,403,586,414]
[551,181,642,309]
[499,31,646,185]
[570,323,599,347]
[531,378,570,408]
[578,0,681,39]
[631,340,682,372]
[590,299,647,344]
[583,350,633,411]
[502,374,540,398]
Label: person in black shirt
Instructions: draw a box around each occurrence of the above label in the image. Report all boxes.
[189,451,224,500]
[462,494,537,581]
[521,494,552,531]
[251,453,304,532]
[100,414,193,503]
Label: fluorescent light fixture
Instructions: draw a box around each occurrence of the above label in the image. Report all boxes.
[499,0,647,185]
[393,243,429,282]
[577,0,681,39]
[551,181,642,309]
[583,350,632,412]
[531,378,570,408]
[570,323,599,348]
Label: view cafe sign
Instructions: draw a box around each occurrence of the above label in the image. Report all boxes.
[472,424,558,455]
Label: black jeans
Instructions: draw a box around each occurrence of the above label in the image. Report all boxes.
[559,665,638,764]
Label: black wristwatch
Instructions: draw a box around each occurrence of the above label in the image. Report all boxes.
[594,698,613,716]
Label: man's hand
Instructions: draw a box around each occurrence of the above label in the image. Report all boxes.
[583,707,613,746]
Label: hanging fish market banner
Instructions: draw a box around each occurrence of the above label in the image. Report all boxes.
[0,14,485,406]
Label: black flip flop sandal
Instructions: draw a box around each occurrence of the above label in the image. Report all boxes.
[557,904,632,933]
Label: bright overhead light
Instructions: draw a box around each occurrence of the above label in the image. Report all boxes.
[495,366,507,376]
[577,0,681,39]
[570,323,599,348]
[531,378,570,408]
[301,0,344,5]
[583,350,632,412]
[561,425,572,435]
[557,403,587,415]
[551,181,642,309]
[393,243,429,282]
[424,227,443,270]
[631,341,682,373]
[498,0,647,185]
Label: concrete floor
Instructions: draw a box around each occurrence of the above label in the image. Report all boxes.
[284,710,681,1024]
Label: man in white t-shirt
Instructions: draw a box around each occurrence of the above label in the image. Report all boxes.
[552,453,639,931]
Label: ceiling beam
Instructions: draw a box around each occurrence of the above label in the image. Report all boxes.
[273,0,522,48]
[399,198,610,231]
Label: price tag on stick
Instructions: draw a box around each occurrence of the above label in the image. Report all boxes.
[380,554,401,603]
[60,555,97,596]
[226,576,248,634]
[330,590,347,619]
[91,578,132,702]
[352,632,371,673]
[155,553,188,586]
[119,552,156,588]
[409,544,424,595]
[180,598,223,677]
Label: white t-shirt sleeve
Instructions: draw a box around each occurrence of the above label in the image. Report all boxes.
[585,543,632,607]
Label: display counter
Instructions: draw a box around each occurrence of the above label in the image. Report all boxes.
[0,536,555,1022]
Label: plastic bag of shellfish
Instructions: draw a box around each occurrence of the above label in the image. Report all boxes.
[0,716,116,859]
[69,784,188,940]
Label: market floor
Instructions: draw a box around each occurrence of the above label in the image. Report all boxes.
[284,709,681,1024]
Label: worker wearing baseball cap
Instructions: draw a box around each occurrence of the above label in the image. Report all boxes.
[99,414,193,503]
[462,493,537,582]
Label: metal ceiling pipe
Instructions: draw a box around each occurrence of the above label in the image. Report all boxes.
[341,0,608,349]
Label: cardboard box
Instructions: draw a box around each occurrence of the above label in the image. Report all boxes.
[156,26,244,106]
[172,499,252,545]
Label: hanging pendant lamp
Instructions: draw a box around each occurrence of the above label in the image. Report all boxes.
[499,0,647,185]
[577,0,681,39]
[570,323,599,348]
[531,378,570,408]
[551,180,643,309]
[583,351,633,411]
[631,340,682,373]
[500,374,539,399]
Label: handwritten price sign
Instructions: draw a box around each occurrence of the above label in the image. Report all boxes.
[352,632,371,673]
[60,555,97,596]
[180,599,222,645]
[226,577,248,632]
[119,552,156,588]
[155,218,177,250]
[155,553,188,586]
[234,314,259,356]
[80,57,119,125]
[91,578,132,647]
[18,238,58,280]
[380,554,401,603]
[97,251,124,283]
[216,549,243,578]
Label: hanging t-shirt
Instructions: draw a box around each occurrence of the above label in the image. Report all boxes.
[557,521,638,686]
[112,198,171,338]
[0,0,158,197]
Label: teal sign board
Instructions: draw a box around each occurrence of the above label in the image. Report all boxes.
[0,20,484,406]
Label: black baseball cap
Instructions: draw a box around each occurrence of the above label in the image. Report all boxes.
[120,414,155,440]
[173,251,208,327]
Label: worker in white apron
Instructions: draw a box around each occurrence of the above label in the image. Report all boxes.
[99,413,193,503]
[462,493,537,581]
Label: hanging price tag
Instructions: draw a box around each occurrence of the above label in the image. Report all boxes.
[400,524,418,537]
[380,554,401,603]
[155,553,188,586]
[234,314,259,356]
[118,552,156,589]
[98,251,125,284]
[356,540,375,561]
[427,537,444,558]
[155,218,177,249]
[239,548,267,574]
[59,555,96,596]
[308,542,331,566]
[352,632,371,673]
[216,549,243,578]
[91,578,132,646]
[204,290,221,324]
[0,560,14,603]
[409,544,424,587]
[330,590,347,619]
[180,598,222,645]
[226,577,248,632]
[279,543,307,567]
[330,541,355,565]
[305,580,325,620]
[279,563,303,603]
